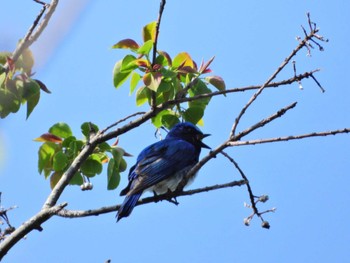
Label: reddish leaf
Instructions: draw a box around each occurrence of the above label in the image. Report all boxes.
[6,56,15,72]
[143,72,162,91]
[134,59,151,68]
[158,50,172,67]
[34,79,51,94]
[177,66,197,74]
[34,133,62,143]
[112,39,140,50]
[112,137,119,146]
[199,56,215,74]
[152,64,162,71]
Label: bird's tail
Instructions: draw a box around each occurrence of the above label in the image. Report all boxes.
[116,193,142,222]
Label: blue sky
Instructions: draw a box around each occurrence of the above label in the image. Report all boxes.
[1,0,350,262]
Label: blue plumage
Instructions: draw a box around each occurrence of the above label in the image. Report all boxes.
[116,122,210,221]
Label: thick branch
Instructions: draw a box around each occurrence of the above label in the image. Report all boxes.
[0,203,66,260]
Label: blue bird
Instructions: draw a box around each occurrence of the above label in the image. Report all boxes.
[116,122,210,221]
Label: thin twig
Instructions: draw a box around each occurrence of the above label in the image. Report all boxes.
[150,0,166,108]
[228,128,350,147]
[220,152,258,214]
[101,112,146,134]
[230,15,324,137]
[171,69,320,103]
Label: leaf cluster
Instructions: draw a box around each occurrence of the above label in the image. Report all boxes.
[112,21,226,129]
[0,48,50,119]
[35,122,128,190]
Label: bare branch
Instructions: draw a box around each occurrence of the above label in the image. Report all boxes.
[228,128,350,147]
[220,152,274,228]
[56,180,247,218]
[150,0,167,108]
[230,14,326,137]
[0,203,66,259]
[4,0,59,70]
[101,112,146,134]
[233,102,298,141]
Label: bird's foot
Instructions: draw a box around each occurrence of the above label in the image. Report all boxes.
[166,188,179,206]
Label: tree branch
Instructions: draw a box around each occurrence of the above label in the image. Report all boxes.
[228,128,350,147]
[0,203,66,260]
[56,180,247,218]
[151,0,166,108]
[4,0,59,70]
[230,15,325,137]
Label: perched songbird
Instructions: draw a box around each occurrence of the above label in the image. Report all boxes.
[116,122,210,221]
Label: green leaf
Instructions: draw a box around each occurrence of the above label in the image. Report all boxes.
[130,72,141,94]
[50,171,63,189]
[16,48,34,74]
[80,153,103,177]
[0,88,20,118]
[205,75,226,92]
[152,109,175,128]
[137,40,153,56]
[121,54,138,72]
[22,79,40,119]
[112,38,139,50]
[67,139,84,158]
[0,51,12,65]
[62,136,77,148]
[107,158,121,190]
[142,21,157,42]
[81,122,99,138]
[113,59,133,89]
[69,172,84,186]
[161,114,180,129]
[183,106,204,125]
[0,72,6,86]
[52,150,68,172]
[136,86,150,106]
[188,79,212,107]
[98,142,111,152]
[49,122,73,139]
[119,158,127,172]
[38,142,59,177]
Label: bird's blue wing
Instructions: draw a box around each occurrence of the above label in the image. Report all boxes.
[126,139,197,195]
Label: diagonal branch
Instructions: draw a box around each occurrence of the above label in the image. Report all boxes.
[230,16,325,137]
[4,0,59,70]
[233,101,297,141]
[177,101,300,190]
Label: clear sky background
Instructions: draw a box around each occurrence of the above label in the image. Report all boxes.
[1,1,350,262]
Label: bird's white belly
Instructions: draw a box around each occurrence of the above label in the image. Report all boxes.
[147,167,197,194]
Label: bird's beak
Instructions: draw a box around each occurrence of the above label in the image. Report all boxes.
[199,133,211,149]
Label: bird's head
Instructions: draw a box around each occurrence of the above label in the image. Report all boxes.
[166,122,210,149]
